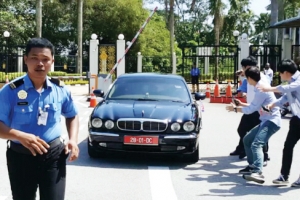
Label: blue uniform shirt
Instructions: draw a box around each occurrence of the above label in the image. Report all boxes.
[238,79,247,93]
[190,68,200,76]
[0,74,78,143]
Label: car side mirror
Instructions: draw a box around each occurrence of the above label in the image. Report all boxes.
[93,89,104,97]
[195,92,206,101]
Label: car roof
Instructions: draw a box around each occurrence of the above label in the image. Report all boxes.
[117,73,184,80]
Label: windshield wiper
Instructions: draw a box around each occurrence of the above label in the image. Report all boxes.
[136,98,158,101]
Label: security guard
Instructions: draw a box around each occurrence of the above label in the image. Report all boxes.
[0,38,79,200]
[190,63,200,93]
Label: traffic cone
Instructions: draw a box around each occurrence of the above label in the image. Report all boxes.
[87,87,95,102]
[5,75,9,84]
[214,79,220,97]
[205,83,210,98]
[89,93,97,108]
[226,81,232,97]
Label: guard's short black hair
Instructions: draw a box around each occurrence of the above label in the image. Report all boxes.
[245,66,261,82]
[278,59,298,74]
[25,38,55,56]
[241,56,257,67]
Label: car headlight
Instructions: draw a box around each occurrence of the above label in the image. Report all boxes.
[171,123,181,132]
[183,121,195,132]
[105,120,114,129]
[92,118,102,128]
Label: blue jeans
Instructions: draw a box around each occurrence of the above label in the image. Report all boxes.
[243,120,280,173]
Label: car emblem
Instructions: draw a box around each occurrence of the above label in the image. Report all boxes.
[142,110,144,117]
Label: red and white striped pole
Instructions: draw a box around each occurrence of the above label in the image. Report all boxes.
[105,6,158,81]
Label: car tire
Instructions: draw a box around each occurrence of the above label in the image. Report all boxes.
[87,140,100,158]
[186,145,199,163]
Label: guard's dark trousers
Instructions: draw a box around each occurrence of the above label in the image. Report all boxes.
[236,111,269,159]
[6,139,68,200]
[281,116,300,176]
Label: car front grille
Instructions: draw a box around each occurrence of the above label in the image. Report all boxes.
[117,118,168,132]
[117,120,141,131]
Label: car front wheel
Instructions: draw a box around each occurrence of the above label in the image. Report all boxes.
[87,140,105,158]
[185,145,199,163]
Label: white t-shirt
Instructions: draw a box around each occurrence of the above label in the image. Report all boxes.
[264,68,274,82]
[246,72,270,103]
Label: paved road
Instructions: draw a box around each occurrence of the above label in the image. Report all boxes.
[0,91,300,199]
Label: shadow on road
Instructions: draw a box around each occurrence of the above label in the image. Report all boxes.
[67,138,191,169]
[183,155,297,197]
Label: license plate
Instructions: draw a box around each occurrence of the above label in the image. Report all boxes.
[124,136,159,146]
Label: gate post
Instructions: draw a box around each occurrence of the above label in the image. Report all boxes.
[89,33,99,92]
[282,36,292,59]
[137,52,142,72]
[116,34,125,77]
[172,52,176,74]
[239,34,249,69]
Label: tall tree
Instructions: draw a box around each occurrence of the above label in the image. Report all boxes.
[36,0,42,37]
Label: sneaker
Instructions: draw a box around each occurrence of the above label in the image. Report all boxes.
[291,179,300,187]
[243,172,265,184]
[239,151,246,159]
[273,175,289,185]
[263,160,268,167]
[239,166,253,174]
[230,150,240,156]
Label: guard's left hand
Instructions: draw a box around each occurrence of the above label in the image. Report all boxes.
[225,103,235,112]
[64,140,79,162]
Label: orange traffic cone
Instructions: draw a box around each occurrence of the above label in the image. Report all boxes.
[214,79,220,97]
[226,81,232,97]
[205,83,210,98]
[89,93,97,108]
[5,75,9,84]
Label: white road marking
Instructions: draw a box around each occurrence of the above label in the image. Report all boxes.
[0,196,8,200]
[74,101,89,108]
[83,110,90,116]
[79,125,85,131]
[148,166,177,200]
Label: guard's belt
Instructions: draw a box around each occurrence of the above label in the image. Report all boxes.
[8,137,63,155]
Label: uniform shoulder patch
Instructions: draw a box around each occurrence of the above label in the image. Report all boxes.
[49,77,65,87]
[9,79,24,89]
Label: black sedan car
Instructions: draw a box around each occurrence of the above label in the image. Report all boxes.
[87,73,206,162]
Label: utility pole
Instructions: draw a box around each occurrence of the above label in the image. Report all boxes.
[36,0,42,37]
[77,0,83,75]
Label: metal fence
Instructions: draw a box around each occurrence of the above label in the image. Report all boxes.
[125,56,137,73]
[181,45,239,84]
[292,45,300,64]
[249,45,282,72]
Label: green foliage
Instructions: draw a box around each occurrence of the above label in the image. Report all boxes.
[64,80,88,85]
[47,71,67,76]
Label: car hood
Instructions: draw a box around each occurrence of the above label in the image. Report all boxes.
[92,100,196,121]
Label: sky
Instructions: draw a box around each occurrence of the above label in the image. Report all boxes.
[144,0,270,16]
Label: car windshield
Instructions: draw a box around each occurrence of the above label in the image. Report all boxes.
[106,76,191,102]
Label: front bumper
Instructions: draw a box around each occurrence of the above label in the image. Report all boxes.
[88,131,199,155]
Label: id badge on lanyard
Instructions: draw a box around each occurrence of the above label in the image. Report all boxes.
[37,105,50,126]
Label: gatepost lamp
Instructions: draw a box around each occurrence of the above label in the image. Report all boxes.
[3,31,10,73]
[118,34,124,40]
[241,33,248,40]
[91,33,97,40]
[233,30,240,46]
